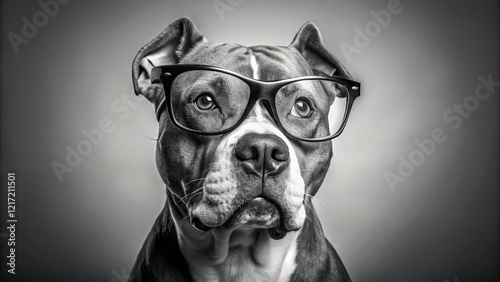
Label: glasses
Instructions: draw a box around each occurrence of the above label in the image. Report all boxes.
[151,64,360,142]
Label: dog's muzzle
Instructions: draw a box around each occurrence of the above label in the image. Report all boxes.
[189,132,302,240]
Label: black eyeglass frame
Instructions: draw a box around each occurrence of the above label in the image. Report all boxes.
[151,64,361,142]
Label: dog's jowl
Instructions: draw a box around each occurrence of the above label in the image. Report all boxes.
[130,17,360,282]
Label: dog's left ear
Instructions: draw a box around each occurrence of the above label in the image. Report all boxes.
[132,17,207,105]
[290,22,351,80]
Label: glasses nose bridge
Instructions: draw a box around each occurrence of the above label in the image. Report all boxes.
[248,81,279,113]
[244,82,277,122]
[253,80,279,98]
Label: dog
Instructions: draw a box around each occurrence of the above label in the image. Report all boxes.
[130,17,359,282]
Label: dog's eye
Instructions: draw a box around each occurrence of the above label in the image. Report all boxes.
[194,93,217,111]
[290,98,313,118]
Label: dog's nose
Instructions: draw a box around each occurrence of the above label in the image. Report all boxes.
[235,133,289,176]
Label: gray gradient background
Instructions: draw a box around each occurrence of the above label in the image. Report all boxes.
[1,0,498,281]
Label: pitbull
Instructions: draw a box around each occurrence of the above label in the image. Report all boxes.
[130,17,358,282]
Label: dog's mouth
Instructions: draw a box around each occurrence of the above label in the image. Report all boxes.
[190,196,292,240]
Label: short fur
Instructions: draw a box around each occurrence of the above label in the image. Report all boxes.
[130,18,352,282]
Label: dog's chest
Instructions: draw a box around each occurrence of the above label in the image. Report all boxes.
[188,248,296,282]
[183,229,298,282]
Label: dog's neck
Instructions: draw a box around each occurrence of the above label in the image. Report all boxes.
[167,191,298,282]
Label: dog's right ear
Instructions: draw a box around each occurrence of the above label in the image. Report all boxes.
[290,21,351,79]
[132,17,207,105]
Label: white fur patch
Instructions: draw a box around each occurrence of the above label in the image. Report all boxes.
[250,53,259,80]
[277,233,298,282]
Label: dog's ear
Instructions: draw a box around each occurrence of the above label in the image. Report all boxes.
[132,17,207,104]
[290,22,351,80]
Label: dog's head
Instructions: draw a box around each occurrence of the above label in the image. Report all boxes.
[132,18,353,239]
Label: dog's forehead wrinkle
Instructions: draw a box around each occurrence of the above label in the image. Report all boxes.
[184,43,315,82]
[182,43,256,78]
[250,45,313,80]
